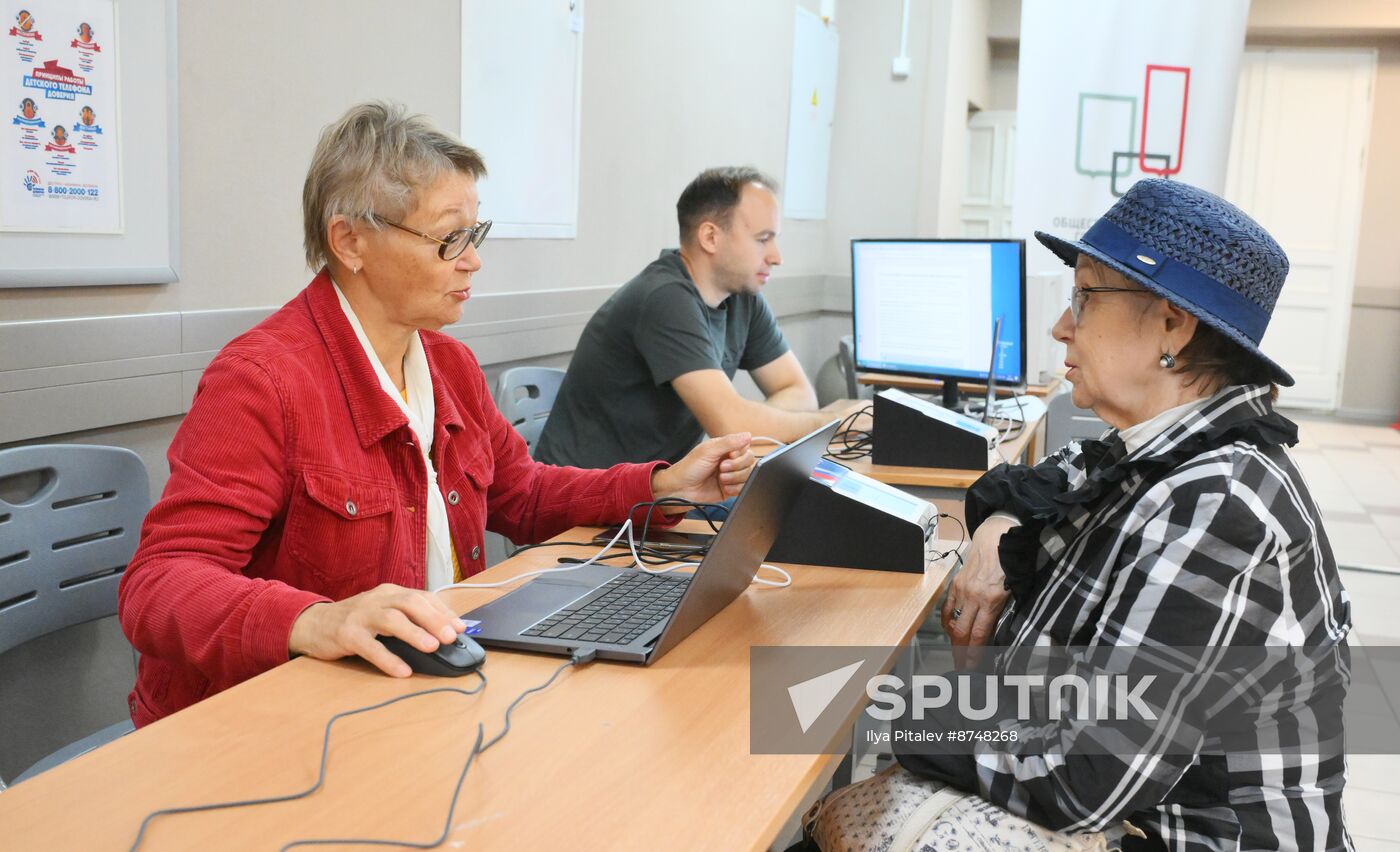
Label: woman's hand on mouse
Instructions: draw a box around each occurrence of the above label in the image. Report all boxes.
[288,584,466,677]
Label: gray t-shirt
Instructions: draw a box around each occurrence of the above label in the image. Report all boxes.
[535,250,789,468]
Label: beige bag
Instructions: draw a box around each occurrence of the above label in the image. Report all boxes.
[804,764,1145,852]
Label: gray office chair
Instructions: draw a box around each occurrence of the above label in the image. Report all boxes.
[1044,387,1109,456]
[836,335,872,400]
[495,367,566,457]
[813,354,848,408]
[0,444,149,789]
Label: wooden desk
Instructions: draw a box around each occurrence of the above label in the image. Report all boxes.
[0,523,957,851]
[856,372,1061,398]
[842,414,1042,490]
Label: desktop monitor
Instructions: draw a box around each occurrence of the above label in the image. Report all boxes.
[851,238,1026,409]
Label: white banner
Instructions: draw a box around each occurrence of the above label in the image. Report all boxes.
[1011,0,1250,277]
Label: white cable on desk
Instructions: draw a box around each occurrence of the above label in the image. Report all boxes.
[432,516,791,595]
[432,519,636,593]
[753,564,792,588]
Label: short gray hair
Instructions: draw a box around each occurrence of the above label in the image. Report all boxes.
[301,101,486,269]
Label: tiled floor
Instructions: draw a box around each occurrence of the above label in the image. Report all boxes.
[1312,424,1400,848]
[1292,415,1400,574]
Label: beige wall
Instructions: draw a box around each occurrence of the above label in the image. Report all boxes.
[989,0,1400,42]
[915,0,991,236]
[987,42,1019,110]
[0,0,979,318]
[1248,0,1400,36]
[1344,38,1400,416]
[987,0,1021,43]
[0,0,839,323]
[1354,41,1400,299]
[824,0,935,274]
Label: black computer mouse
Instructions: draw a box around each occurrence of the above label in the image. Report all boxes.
[376,632,486,677]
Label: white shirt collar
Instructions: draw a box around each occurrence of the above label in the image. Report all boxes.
[1118,395,1214,455]
[329,279,435,448]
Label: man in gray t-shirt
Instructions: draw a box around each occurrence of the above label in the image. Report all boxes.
[536,168,847,468]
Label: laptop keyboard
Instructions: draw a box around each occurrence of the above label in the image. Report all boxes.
[519,570,693,646]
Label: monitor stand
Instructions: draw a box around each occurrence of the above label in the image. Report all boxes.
[941,380,961,410]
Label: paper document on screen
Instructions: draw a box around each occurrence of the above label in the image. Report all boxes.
[860,243,992,371]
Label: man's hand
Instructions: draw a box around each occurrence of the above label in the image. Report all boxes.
[942,515,1018,666]
[650,433,756,511]
[288,584,466,677]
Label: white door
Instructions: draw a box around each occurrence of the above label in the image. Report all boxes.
[1224,48,1375,411]
[962,110,1016,237]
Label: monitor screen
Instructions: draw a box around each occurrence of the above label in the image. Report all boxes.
[851,238,1026,385]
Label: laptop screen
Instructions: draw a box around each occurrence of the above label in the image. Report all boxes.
[647,419,840,661]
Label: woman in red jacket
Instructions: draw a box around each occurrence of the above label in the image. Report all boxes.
[117,102,755,727]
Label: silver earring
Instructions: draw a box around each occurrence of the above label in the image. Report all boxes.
[1159,353,1176,369]
[352,266,360,276]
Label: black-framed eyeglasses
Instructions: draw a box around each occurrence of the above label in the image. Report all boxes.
[1069,286,1153,324]
[371,214,492,261]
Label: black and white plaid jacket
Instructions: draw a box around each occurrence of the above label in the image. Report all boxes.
[896,384,1353,851]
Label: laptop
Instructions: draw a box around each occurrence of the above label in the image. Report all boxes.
[465,419,841,664]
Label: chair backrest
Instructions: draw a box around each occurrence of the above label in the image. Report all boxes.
[0,445,150,657]
[495,367,567,456]
[1044,387,1109,456]
[836,335,872,400]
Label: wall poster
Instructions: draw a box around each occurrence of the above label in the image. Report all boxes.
[3,0,120,233]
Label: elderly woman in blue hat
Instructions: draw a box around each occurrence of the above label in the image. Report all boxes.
[875,181,1351,851]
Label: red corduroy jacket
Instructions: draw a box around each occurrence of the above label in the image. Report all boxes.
[118,272,667,727]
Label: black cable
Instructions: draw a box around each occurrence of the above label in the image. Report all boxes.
[278,723,486,852]
[129,652,599,851]
[479,657,576,752]
[508,539,613,554]
[510,497,730,567]
[823,403,874,461]
[930,512,967,562]
[559,551,704,567]
[278,656,594,851]
[514,539,708,566]
[625,497,729,565]
[128,674,487,852]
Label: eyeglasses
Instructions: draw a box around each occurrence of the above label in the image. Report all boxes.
[371,214,492,261]
[1068,286,1154,324]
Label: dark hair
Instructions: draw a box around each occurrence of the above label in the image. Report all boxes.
[676,166,779,243]
[1175,323,1279,402]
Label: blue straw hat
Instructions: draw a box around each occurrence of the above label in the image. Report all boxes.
[1035,179,1294,386]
